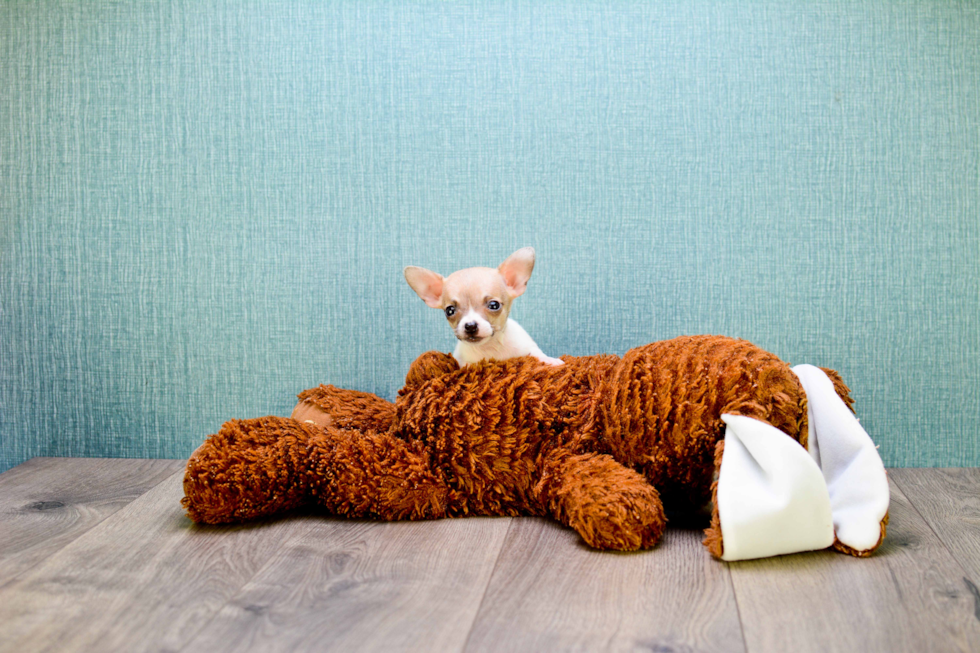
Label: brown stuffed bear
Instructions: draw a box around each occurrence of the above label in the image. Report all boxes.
[182,335,888,559]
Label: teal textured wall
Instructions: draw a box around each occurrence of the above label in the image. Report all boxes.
[2,1,978,472]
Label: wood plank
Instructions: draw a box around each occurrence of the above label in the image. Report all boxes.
[0,469,319,653]
[463,519,745,653]
[729,477,980,653]
[0,457,184,588]
[890,468,980,582]
[181,516,513,653]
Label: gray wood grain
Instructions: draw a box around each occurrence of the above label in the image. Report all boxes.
[728,477,980,653]
[3,460,979,653]
[0,457,184,588]
[181,516,513,653]
[463,518,745,653]
[0,469,318,653]
[890,468,980,583]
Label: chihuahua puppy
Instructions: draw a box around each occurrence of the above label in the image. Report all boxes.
[404,247,564,367]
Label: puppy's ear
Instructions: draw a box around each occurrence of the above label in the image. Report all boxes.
[404,266,445,308]
[498,247,535,298]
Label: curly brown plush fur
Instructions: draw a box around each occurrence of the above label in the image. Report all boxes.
[183,335,854,553]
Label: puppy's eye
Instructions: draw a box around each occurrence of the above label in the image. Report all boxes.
[444,306,456,318]
[487,300,501,311]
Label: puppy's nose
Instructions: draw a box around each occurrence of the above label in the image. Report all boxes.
[464,321,479,335]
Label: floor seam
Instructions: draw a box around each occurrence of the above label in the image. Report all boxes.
[0,460,184,591]
[174,517,322,652]
[890,470,980,587]
[726,561,752,653]
[458,517,515,653]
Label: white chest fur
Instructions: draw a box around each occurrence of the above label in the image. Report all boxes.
[453,318,560,366]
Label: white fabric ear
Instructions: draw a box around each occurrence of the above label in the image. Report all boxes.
[717,414,835,561]
[792,365,890,553]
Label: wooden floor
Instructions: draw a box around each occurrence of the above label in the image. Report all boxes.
[0,459,978,653]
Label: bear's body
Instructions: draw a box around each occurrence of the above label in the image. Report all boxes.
[182,335,870,555]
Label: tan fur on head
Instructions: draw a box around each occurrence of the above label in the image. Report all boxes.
[439,267,514,341]
[404,248,536,345]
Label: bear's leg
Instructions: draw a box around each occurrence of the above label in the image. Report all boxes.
[534,450,666,551]
[182,416,318,524]
[292,384,397,433]
[184,417,454,525]
[309,427,452,521]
